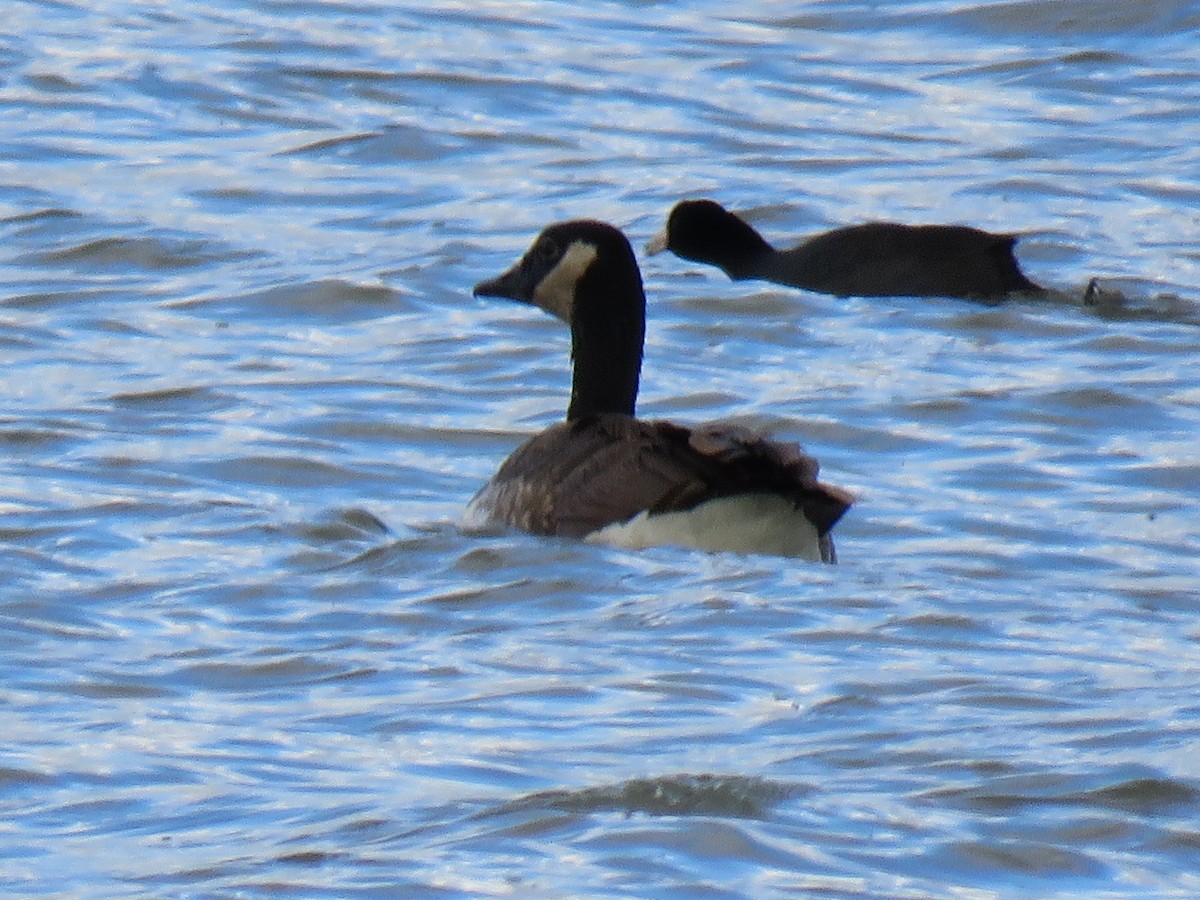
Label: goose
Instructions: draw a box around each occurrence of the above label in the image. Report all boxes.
[466,219,852,562]
[647,198,1045,301]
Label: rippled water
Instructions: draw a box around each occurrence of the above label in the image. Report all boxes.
[3,1,1199,896]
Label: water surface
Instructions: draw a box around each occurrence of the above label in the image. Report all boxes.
[2,1,1199,896]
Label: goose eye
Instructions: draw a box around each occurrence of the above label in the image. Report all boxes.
[535,237,558,261]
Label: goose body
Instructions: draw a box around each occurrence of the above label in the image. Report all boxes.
[468,220,851,562]
[648,199,1045,301]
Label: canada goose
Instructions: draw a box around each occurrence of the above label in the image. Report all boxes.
[647,199,1045,301]
[466,219,852,562]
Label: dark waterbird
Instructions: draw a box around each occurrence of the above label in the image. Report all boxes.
[467,219,852,562]
[647,198,1045,301]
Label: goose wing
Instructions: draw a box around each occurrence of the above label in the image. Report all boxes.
[479,415,851,540]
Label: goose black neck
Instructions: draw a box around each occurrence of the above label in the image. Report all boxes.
[566,242,645,421]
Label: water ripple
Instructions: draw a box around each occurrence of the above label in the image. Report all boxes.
[1,1,1198,897]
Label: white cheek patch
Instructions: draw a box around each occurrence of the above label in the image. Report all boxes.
[532,240,597,322]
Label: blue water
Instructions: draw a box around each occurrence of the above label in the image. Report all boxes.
[2,1,1199,896]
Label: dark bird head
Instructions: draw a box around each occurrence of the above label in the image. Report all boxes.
[646,199,773,278]
[474,220,646,420]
